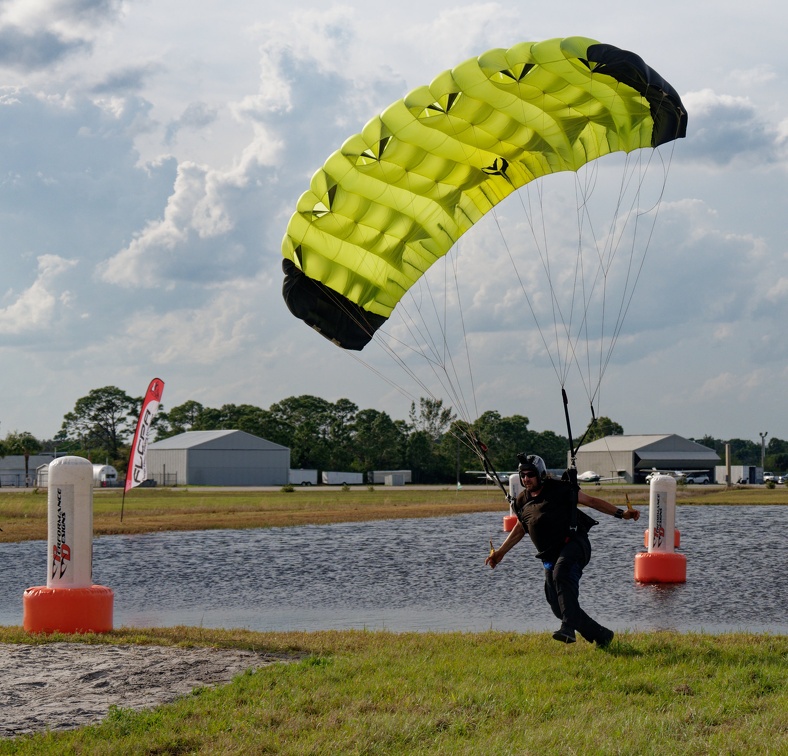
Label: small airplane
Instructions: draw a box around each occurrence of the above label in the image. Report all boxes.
[577,470,625,484]
[643,468,709,483]
[465,470,515,484]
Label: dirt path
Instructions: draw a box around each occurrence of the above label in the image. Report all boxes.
[0,642,292,738]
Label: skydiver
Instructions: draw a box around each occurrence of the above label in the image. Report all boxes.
[485,453,640,647]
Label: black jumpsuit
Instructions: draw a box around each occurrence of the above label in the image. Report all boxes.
[514,478,610,643]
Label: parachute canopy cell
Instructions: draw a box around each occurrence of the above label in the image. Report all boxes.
[281,36,687,350]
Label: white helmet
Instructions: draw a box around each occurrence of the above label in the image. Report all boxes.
[517,453,546,481]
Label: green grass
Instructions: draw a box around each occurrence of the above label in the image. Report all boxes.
[1,627,786,754]
[2,484,786,544]
[3,487,786,752]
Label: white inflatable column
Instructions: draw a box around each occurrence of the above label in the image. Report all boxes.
[23,456,114,633]
[634,474,686,583]
[47,456,94,587]
[647,474,677,553]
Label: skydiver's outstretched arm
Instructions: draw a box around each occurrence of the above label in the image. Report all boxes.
[578,490,640,520]
[486,520,525,569]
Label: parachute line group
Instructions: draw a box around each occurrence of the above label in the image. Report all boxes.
[281,36,687,468]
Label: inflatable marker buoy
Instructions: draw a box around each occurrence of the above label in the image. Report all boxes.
[634,474,686,583]
[503,514,518,532]
[22,457,114,633]
[633,551,687,584]
[644,529,680,549]
[23,585,113,634]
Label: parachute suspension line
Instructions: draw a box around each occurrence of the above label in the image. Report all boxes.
[489,207,563,385]
[504,181,584,391]
[517,177,593,391]
[345,249,477,448]
[449,243,480,425]
[604,142,675,378]
[562,387,597,469]
[495,145,675,433]
[298,162,472,434]
[579,143,677,412]
[375,138,481,434]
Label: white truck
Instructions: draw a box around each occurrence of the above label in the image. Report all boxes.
[321,471,364,485]
[288,469,318,486]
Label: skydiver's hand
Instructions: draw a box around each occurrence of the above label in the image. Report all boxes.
[486,540,502,569]
[623,508,640,521]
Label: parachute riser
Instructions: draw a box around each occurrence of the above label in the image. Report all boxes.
[471,434,511,503]
[561,388,596,469]
[561,388,596,534]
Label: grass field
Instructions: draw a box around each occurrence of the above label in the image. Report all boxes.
[1,483,786,543]
[2,485,786,753]
[1,626,786,754]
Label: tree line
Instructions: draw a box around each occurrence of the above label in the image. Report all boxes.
[2,385,787,484]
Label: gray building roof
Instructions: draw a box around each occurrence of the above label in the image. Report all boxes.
[574,433,721,480]
[149,430,288,452]
[578,434,711,453]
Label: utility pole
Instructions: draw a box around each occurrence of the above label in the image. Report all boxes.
[760,431,768,474]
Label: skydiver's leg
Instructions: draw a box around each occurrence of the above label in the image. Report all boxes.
[543,565,563,620]
[552,537,613,646]
[544,562,575,643]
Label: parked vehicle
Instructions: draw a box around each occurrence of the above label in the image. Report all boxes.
[763,472,777,483]
[321,471,364,485]
[288,469,318,486]
[684,474,710,484]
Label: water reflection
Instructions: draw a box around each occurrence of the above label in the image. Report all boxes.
[1,506,785,634]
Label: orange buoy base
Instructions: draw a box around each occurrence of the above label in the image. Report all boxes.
[23,585,114,634]
[634,552,686,584]
[503,514,518,532]
[644,529,680,549]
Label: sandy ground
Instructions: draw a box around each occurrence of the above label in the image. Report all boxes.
[0,642,292,739]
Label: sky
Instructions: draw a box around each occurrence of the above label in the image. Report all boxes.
[1,0,787,447]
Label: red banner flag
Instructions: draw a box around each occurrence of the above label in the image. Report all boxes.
[124,378,165,493]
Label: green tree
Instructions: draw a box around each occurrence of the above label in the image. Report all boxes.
[406,398,458,482]
[765,437,788,472]
[582,416,624,444]
[726,438,761,465]
[327,398,359,470]
[352,409,406,471]
[408,398,455,441]
[3,430,42,487]
[57,386,137,460]
[469,411,532,471]
[157,400,206,438]
[280,397,361,470]
[407,430,441,483]
[693,435,725,456]
[532,429,570,469]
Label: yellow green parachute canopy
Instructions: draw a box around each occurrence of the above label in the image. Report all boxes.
[282,36,687,350]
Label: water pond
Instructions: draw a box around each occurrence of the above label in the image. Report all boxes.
[1,505,785,634]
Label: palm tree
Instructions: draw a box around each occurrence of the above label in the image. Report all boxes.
[4,431,42,487]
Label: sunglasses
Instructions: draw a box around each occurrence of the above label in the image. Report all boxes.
[521,471,539,479]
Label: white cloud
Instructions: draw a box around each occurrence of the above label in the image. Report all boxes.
[682,88,785,167]
[0,0,124,71]
[119,280,261,365]
[0,254,78,333]
[728,65,777,88]
[1,0,788,445]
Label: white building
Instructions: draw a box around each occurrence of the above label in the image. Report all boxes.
[1,453,57,487]
[573,434,722,483]
[146,430,290,486]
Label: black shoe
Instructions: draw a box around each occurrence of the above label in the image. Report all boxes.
[596,627,614,648]
[552,625,577,644]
